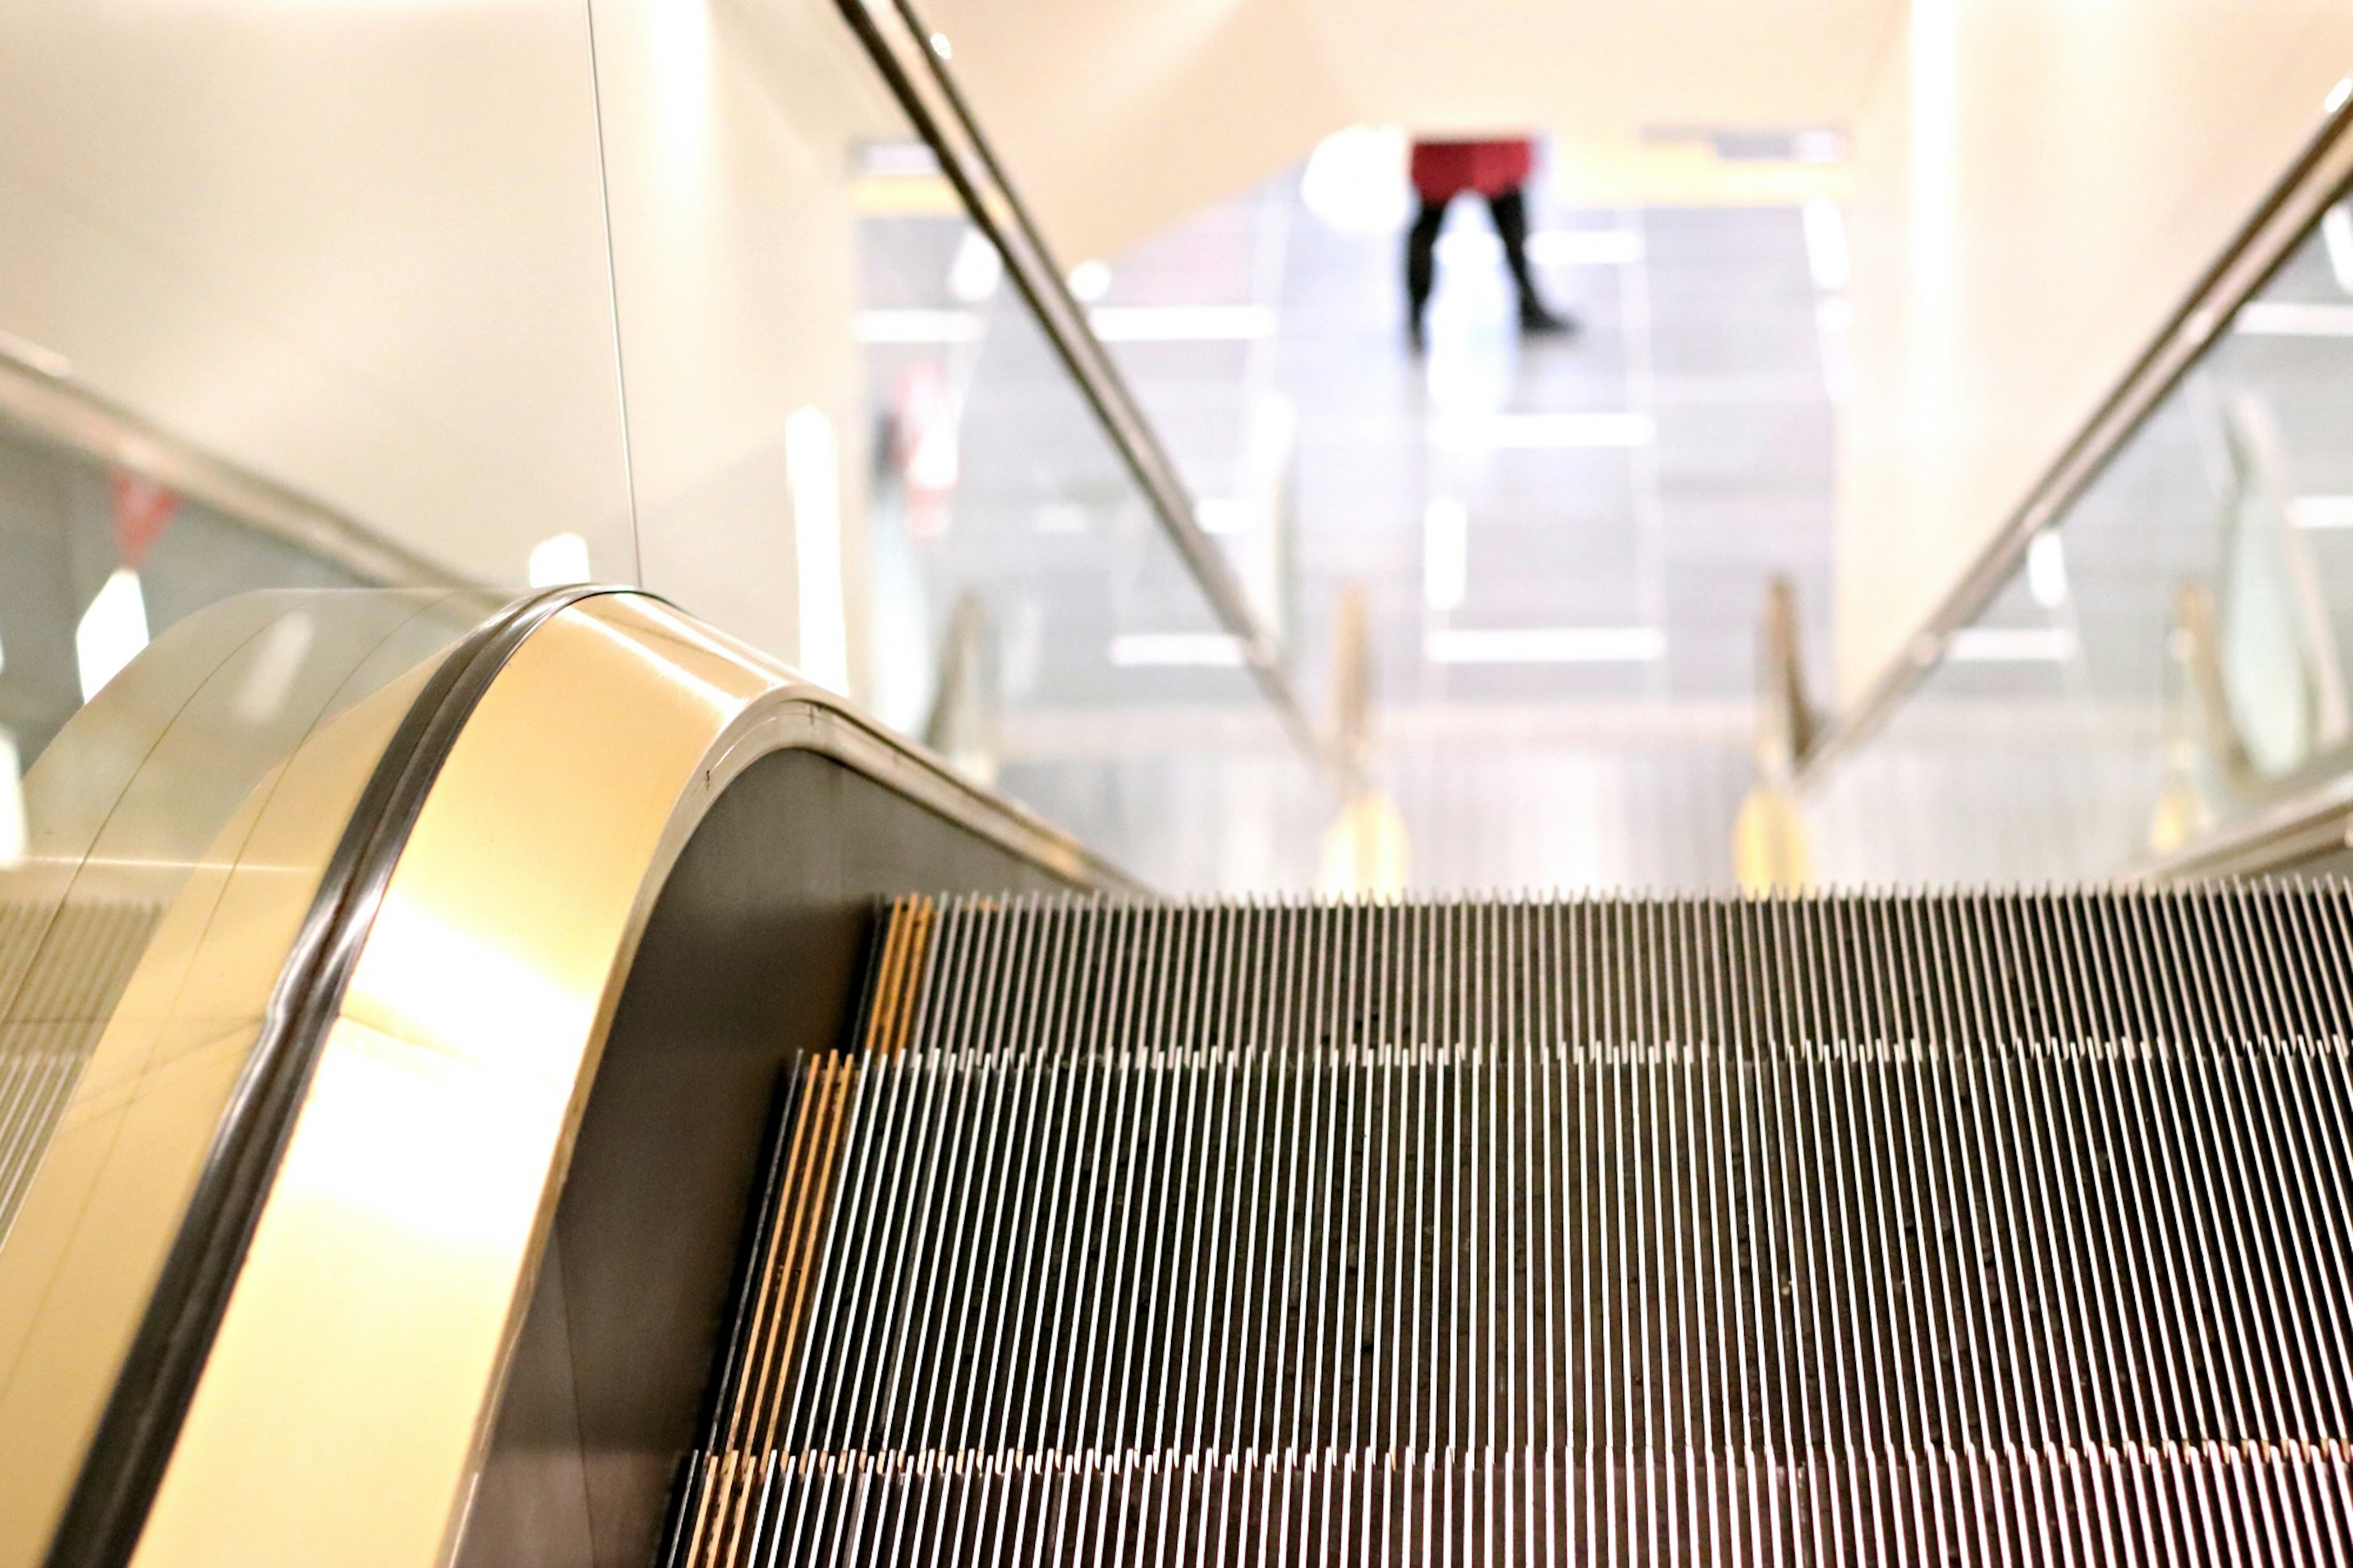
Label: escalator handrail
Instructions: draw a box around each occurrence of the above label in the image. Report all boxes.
[834,0,1346,786]
[1795,89,2353,790]
[42,584,613,1568]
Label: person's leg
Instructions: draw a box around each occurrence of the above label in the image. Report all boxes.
[1488,186,1574,335]
[1404,196,1447,349]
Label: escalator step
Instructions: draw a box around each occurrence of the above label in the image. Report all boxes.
[676,887,2353,1565]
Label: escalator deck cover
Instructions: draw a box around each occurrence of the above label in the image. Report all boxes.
[675,887,2353,1566]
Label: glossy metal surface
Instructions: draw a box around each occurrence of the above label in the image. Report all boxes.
[108,591,1120,1568]
[1806,91,2353,787]
[0,590,479,1568]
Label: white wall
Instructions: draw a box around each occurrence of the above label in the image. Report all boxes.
[1835,0,2353,700]
[0,1,635,593]
[589,0,902,683]
[925,0,1903,262]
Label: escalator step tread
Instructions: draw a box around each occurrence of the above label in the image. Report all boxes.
[676,886,2353,1565]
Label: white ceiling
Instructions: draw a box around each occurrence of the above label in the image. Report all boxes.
[6,0,2352,722]
[926,0,1909,260]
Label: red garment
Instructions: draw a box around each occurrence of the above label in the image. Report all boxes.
[1409,138,1535,202]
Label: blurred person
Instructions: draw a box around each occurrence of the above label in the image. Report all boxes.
[1404,137,1575,350]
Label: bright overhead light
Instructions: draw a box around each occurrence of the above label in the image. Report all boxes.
[76,567,149,702]
[2329,76,2352,115]
[527,532,592,588]
[1425,626,1664,664]
[1431,411,1654,450]
[1529,230,1643,266]
[2025,530,2069,609]
[0,728,22,868]
[946,228,1003,304]
[1194,498,1252,536]
[1439,229,1644,269]
[855,309,986,344]
[1299,126,1410,237]
[789,406,850,694]
[1085,305,1275,342]
[1066,260,1112,302]
[1423,496,1468,613]
[1109,632,1246,667]
[927,31,952,60]
[2290,495,2353,530]
[2324,206,2353,295]
[1802,197,1850,292]
[1947,626,2074,662]
[2232,300,2353,336]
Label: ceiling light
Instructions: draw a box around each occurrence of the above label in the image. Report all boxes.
[527,532,591,588]
[1947,626,2074,662]
[1300,126,1410,237]
[1803,197,1850,292]
[1430,411,1654,449]
[76,567,149,702]
[2289,496,2353,529]
[1085,305,1275,342]
[1066,260,1112,302]
[2324,206,2353,295]
[1425,626,1664,664]
[789,407,850,694]
[0,327,70,379]
[2025,530,2069,609]
[946,228,1003,304]
[0,729,21,869]
[1109,632,1246,667]
[0,725,21,862]
[1423,497,1468,613]
[2234,300,2353,336]
[855,309,986,344]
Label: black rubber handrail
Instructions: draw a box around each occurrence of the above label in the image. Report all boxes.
[45,583,616,1568]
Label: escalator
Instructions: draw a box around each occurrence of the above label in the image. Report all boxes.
[5,587,2353,1567]
[673,889,2353,1566]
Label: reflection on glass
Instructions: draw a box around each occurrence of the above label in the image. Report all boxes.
[851,152,1320,884]
[0,589,471,1235]
[1812,192,2353,881]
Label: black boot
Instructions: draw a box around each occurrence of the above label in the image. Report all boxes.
[1404,196,1444,355]
[1519,297,1577,337]
[1488,187,1577,339]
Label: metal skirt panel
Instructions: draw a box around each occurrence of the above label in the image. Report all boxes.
[678,886,2353,1566]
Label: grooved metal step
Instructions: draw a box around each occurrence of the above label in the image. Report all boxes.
[676,887,2353,1565]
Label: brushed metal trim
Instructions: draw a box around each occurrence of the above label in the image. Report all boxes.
[83,589,1126,1568]
[2131,768,2353,882]
[45,586,608,1568]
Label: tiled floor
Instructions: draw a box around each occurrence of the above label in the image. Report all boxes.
[998,165,1839,892]
[860,154,1844,893]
